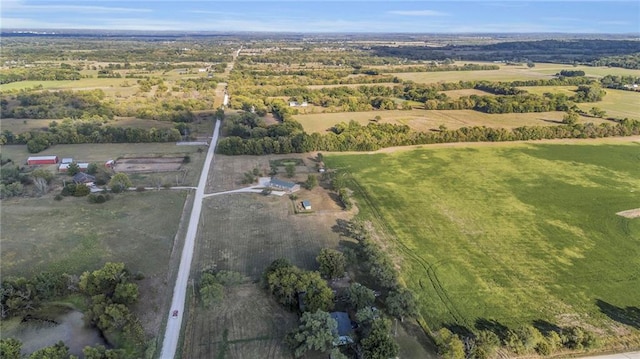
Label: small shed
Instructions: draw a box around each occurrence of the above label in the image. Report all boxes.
[27,155,58,165]
[105,159,116,168]
[61,158,73,164]
[302,200,311,210]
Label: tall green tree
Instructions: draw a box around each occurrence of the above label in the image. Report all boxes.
[436,328,465,359]
[67,162,81,176]
[108,173,132,192]
[316,248,346,279]
[346,283,375,311]
[361,319,399,359]
[287,310,338,358]
[29,341,76,359]
[385,287,418,322]
[0,338,22,359]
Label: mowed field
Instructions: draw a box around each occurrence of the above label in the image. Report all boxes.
[521,87,640,121]
[325,142,640,341]
[1,191,186,277]
[294,109,606,134]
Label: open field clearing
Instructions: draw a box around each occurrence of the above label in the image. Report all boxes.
[1,142,208,186]
[325,143,640,344]
[0,191,186,276]
[392,69,551,83]
[0,77,133,92]
[306,82,398,90]
[294,109,606,134]
[440,88,495,99]
[181,283,297,359]
[577,89,640,120]
[528,63,640,78]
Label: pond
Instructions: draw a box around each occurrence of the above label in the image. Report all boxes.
[3,308,108,357]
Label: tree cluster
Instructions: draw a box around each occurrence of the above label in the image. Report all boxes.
[2,90,113,120]
[80,262,145,354]
[263,259,334,313]
[0,67,81,84]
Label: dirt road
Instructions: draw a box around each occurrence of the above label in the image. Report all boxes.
[159,119,221,359]
[578,352,640,359]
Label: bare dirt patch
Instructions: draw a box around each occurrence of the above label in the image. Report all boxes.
[616,208,640,218]
[114,157,184,173]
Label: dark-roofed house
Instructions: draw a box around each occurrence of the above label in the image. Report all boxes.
[330,312,354,346]
[269,177,300,193]
[72,172,96,184]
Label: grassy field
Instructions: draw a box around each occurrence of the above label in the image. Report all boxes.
[294,109,607,134]
[325,142,640,342]
[391,63,640,84]
[1,191,186,276]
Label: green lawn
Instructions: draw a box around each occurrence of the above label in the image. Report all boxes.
[326,143,640,338]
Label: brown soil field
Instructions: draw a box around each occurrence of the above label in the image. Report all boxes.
[114,156,185,173]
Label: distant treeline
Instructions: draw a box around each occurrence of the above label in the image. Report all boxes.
[371,40,640,66]
[0,67,81,84]
[216,112,640,155]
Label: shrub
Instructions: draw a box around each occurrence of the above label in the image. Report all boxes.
[136,186,146,192]
[54,194,63,201]
[74,184,90,197]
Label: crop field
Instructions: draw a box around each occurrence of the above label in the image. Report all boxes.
[325,142,640,343]
[1,142,208,187]
[294,109,606,134]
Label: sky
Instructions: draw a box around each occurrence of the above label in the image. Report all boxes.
[1,0,639,33]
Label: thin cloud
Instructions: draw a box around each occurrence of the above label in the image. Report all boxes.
[4,2,151,14]
[388,10,448,17]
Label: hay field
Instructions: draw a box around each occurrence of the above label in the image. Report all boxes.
[326,143,640,342]
[294,109,607,134]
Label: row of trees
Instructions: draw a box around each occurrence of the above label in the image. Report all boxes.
[0,339,130,359]
[1,118,182,153]
[217,117,640,155]
[0,67,82,84]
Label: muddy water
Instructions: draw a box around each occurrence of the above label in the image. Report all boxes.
[11,310,107,357]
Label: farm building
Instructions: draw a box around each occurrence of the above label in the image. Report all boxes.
[289,101,308,107]
[302,200,312,210]
[72,173,96,184]
[27,156,58,165]
[105,160,116,168]
[269,177,300,193]
[61,158,73,164]
[330,312,354,346]
[59,163,89,172]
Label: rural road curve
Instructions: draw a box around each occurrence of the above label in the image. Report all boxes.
[159,119,221,359]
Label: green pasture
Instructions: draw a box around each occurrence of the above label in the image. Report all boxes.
[0,191,187,278]
[326,143,640,335]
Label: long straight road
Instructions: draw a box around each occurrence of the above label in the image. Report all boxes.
[159,119,221,359]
